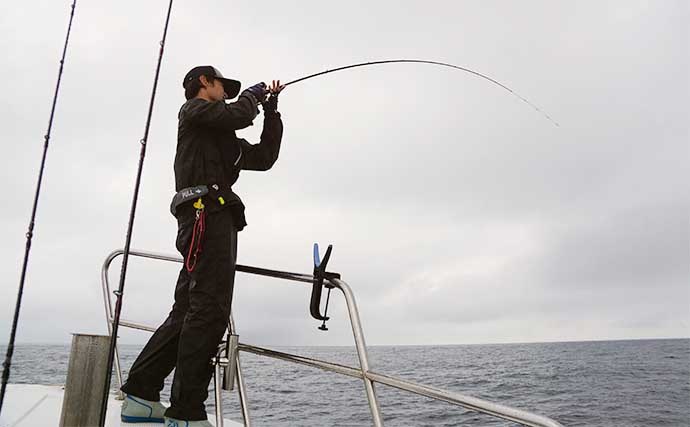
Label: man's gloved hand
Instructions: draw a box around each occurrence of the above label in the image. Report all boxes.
[261,80,285,113]
[244,82,268,103]
[262,94,279,113]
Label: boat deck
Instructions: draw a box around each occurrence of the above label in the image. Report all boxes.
[0,384,242,426]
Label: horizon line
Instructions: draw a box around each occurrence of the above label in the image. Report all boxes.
[4,336,689,348]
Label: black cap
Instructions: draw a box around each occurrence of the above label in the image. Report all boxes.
[183,65,241,99]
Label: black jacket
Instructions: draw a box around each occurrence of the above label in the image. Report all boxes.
[174,93,283,228]
[175,94,283,190]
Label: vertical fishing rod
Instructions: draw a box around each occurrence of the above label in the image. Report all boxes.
[0,0,77,415]
[98,0,174,424]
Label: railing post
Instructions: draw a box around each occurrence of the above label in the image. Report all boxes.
[332,278,384,427]
[227,314,252,426]
[100,250,125,399]
[213,361,224,427]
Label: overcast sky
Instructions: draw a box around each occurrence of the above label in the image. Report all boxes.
[1,0,687,347]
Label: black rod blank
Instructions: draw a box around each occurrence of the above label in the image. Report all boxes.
[0,0,78,415]
[98,1,175,425]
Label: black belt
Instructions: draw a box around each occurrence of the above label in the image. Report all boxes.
[170,185,209,216]
[170,185,246,233]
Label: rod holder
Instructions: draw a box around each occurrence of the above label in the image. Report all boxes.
[60,334,110,427]
[222,334,239,391]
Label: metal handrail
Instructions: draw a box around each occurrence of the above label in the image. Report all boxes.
[100,249,254,426]
[101,248,564,427]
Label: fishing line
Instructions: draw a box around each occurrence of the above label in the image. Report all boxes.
[98,0,174,424]
[0,0,77,415]
[284,59,559,127]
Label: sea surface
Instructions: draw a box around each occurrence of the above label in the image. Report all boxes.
[2,339,688,426]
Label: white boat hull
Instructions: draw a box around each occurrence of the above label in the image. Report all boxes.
[0,384,242,427]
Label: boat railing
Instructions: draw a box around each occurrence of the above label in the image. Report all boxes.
[101,248,564,427]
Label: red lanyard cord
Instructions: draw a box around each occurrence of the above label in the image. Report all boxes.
[185,210,206,272]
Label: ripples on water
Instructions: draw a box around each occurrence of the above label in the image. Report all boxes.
[3,339,688,426]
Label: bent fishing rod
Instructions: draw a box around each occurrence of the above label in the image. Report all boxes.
[0,0,77,415]
[282,59,559,127]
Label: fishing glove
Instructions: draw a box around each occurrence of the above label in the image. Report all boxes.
[262,94,279,113]
[244,82,268,104]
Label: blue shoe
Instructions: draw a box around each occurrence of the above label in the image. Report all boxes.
[164,417,213,427]
[121,394,166,423]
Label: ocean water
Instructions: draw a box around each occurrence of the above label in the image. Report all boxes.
[2,339,688,426]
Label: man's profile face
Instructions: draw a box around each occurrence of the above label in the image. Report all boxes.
[201,76,227,101]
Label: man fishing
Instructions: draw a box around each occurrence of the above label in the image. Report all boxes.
[119,65,284,426]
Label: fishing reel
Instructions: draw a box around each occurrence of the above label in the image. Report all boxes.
[310,243,340,331]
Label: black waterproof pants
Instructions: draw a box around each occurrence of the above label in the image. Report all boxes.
[121,207,237,421]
